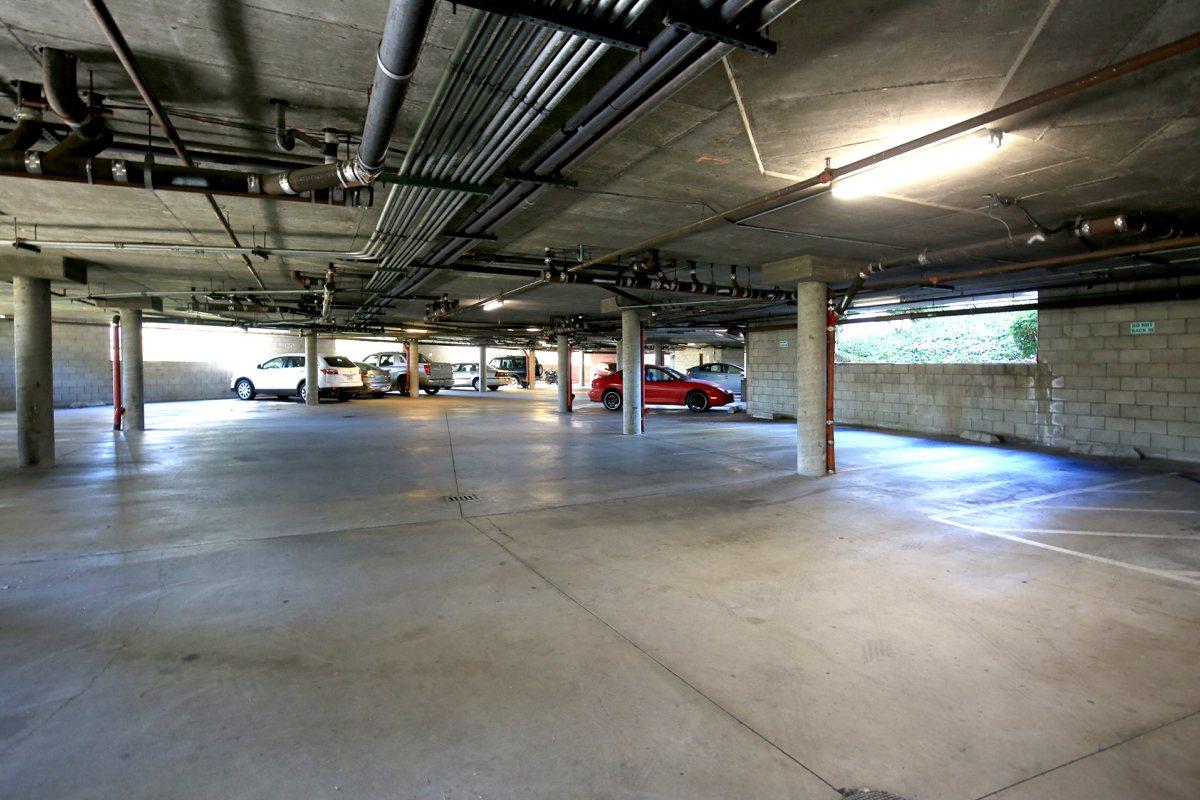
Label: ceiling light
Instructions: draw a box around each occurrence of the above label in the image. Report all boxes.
[525,326,541,332]
[831,130,1003,201]
[405,327,429,334]
[853,296,903,307]
[483,298,504,311]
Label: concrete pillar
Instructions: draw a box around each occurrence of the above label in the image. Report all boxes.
[14,276,54,467]
[526,349,536,390]
[796,282,827,477]
[577,348,587,388]
[620,309,643,436]
[652,343,664,366]
[556,335,570,413]
[407,339,420,398]
[120,308,145,430]
[477,343,487,392]
[304,332,319,406]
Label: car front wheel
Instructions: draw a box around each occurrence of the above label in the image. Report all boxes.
[234,378,255,401]
[686,391,710,412]
[602,390,622,411]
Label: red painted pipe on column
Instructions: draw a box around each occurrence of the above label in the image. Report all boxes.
[110,315,124,430]
[825,292,837,474]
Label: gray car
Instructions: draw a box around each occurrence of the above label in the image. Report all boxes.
[685,362,745,394]
[355,362,393,397]
[361,350,454,395]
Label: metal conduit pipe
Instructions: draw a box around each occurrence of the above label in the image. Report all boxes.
[545,270,795,302]
[0,108,44,151]
[404,0,776,298]
[353,0,648,315]
[565,30,1200,274]
[264,0,437,193]
[39,48,111,159]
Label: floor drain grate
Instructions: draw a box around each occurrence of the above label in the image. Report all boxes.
[443,494,478,502]
[840,790,912,800]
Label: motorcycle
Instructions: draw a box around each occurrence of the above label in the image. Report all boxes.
[544,369,558,385]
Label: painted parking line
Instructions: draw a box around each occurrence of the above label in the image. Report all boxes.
[1035,505,1198,514]
[968,527,1198,540]
[930,471,1200,588]
[931,515,1200,588]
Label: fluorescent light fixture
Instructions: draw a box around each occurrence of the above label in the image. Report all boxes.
[832,130,1002,201]
[853,296,903,308]
[482,298,504,311]
[404,327,429,334]
[525,326,541,332]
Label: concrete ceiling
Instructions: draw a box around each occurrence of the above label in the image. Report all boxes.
[1,0,1197,335]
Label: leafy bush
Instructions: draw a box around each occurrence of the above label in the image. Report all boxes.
[836,310,1037,364]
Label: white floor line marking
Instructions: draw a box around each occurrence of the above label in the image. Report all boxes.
[941,474,1172,519]
[1034,505,1198,514]
[975,527,1198,540]
[931,515,1200,587]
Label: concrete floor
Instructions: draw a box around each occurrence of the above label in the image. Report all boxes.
[1,390,1198,799]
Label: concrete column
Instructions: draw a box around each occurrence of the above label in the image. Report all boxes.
[14,276,54,467]
[477,343,487,393]
[526,349,536,390]
[796,282,827,476]
[304,332,319,406]
[120,308,145,430]
[620,309,643,436]
[577,348,587,388]
[652,343,664,366]
[407,339,420,398]
[556,335,570,413]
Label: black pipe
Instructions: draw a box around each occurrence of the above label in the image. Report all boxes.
[264,0,437,193]
[0,116,43,151]
[42,49,89,126]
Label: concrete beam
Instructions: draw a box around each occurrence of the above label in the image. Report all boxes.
[0,255,88,284]
[762,255,858,286]
[97,297,164,312]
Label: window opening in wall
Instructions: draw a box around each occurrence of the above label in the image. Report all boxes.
[837,309,1037,364]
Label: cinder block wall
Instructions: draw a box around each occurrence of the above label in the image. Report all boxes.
[746,296,1200,463]
[0,320,308,410]
[1037,299,1200,461]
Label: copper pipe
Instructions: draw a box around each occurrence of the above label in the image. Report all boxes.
[865,235,1200,292]
[568,30,1200,273]
[83,0,264,289]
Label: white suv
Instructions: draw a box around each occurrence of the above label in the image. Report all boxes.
[231,353,363,402]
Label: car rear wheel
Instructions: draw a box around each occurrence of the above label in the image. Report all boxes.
[487,385,500,392]
[336,391,352,402]
[234,378,255,401]
[298,381,309,403]
[472,377,480,391]
[602,390,622,411]
[686,391,710,412]
[424,387,440,395]
[372,391,386,398]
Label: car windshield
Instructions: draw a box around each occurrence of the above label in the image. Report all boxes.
[660,367,686,380]
[418,354,431,363]
[323,356,356,368]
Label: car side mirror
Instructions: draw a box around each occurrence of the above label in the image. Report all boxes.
[255,363,262,369]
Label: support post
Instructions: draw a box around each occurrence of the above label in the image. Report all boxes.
[120,308,145,430]
[478,343,487,392]
[556,335,571,413]
[652,343,664,366]
[407,338,421,398]
[796,282,827,476]
[110,316,123,430]
[304,331,319,406]
[526,349,536,389]
[14,276,54,467]
[620,309,643,436]
[577,348,587,388]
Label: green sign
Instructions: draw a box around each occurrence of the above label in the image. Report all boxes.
[1130,321,1155,335]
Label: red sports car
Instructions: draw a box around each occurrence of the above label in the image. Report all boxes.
[588,365,735,412]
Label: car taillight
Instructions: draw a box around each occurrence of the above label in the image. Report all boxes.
[422,364,431,375]
[320,367,337,376]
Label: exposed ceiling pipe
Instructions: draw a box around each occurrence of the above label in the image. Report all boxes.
[564,29,1200,273]
[82,0,265,289]
[861,235,1200,293]
[263,0,438,194]
[0,107,44,152]
[39,48,110,160]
